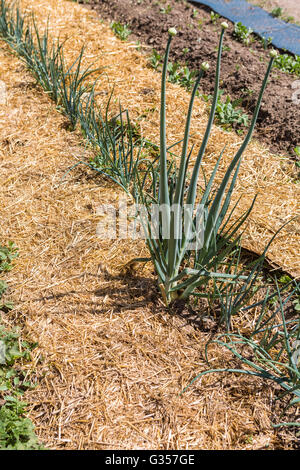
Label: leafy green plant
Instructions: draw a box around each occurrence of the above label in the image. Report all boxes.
[215,92,249,129]
[286,16,296,24]
[233,21,253,45]
[0,242,18,311]
[274,53,300,76]
[167,61,198,91]
[0,242,18,273]
[0,398,43,450]
[160,4,172,14]
[210,11,220,24]
[0,242,42,449]
[149,51,198,92]
[261,35,273,50]
[110,21,131,41]
[271,7,283,18]
[202,90,249,130]
[149,49,162,70]
[192,8,198,19]
[135,26,277,306]
[0,326,42,449]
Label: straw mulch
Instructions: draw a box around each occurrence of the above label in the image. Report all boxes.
[0,0,298,450]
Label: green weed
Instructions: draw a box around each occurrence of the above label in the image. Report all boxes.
[210,11,220,24]
[202,91,249,130]
[0,241,42,450]
[274,53,300,76]
[160,5,172,14]
[0,326,42,450]
[110,21,131,41]
[271,7,283,18]
[233,21,253,45]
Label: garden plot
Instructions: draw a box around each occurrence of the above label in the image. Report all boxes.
[0,41,289,450]
[84,0,300,159]
[0,0,299,450]
[12,0,300,276]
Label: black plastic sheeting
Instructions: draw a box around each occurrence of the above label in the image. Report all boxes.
[189,0,300,56]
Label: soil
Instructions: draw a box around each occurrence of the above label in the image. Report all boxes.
[249,0,300,23]
[80,0,300,160]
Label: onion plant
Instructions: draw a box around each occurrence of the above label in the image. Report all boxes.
[0,0,24,45]
[57,47,99,130]
[0,1,99,130]
[137,25,278,306]
[182,278,300,427]
[19,21,65,104]
[0,3,64,102]
[79,89,150,196]
[206,218,292,330]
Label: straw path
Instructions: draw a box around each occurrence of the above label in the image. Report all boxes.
[0,0,298,449]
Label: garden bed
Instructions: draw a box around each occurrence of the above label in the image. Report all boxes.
[83,0,300,160]
[0,0,299,450]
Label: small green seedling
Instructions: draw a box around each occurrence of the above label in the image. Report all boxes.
[233,22,253,45]
[149,49,162,70]
[210,11,220,24]
[274,53,300,76]
[271,7,283,18]
[160,5,172,14]
[110,21,131,41]
[261,36,273,50]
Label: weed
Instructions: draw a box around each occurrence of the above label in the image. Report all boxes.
[149,49,162,70]
[0,241,42,450]
[274,53,300,76]
[261,36,273,50]
[271,7,283,18]
[215,94,249,129]
[0,243,18,312]
[197,19,203,29]
[210,11,220,24]
[233,22,253,46]
[110,21,131,41]
[160,5,172,14]
[149,49,198,92]
[0,325,42,449]
[202,91,249,130]
[167,61,198,91]
[0,242,18,273]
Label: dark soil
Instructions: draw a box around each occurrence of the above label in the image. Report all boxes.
[80,0,300,161]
